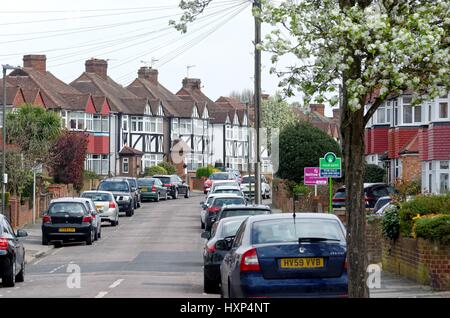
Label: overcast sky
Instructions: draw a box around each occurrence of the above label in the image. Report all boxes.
[0,0,333,116]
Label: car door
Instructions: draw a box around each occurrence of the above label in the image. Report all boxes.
[222,220,247,293]
[156,179,165,196]
[2,219,23,272]
[178,176,188,194]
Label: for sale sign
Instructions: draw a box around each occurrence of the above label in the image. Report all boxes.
[304,167,328,185]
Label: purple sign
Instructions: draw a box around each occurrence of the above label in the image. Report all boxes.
[304,167,328,185]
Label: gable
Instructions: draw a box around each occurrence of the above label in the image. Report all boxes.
[85,96,96,114]
[157,103,164,116]
[100,99,111,115]
[202,107,209,119]
[34,91,46,107]
[191,104,199,118]
[144,104,152,116]
[233,112,239,125]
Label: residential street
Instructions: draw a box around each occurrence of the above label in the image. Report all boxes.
[1,191,448,298]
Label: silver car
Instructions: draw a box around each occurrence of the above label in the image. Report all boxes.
[81,191,120,227]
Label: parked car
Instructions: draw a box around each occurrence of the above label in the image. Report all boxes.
[82,197,102,240]
[211,186,245,197]
[97,179,135,216]
[81,191,119,226]
[153,174,190,199]
[137,177,168,202]
[209,180,240,195]
[202,216,248,293]
[204,172,235,194]
[110,177,140,209]
[226,168,242,184]
[0,215,27,287]
[332,183,396,209]
[373,196,393,214]
[41,198,98,246]
[208,204,272,234]
[240,175,271,199]
[219,213,348,298]
[200,193,239,229]
[204,194,246,232]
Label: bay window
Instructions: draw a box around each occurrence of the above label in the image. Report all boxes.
[93,115,109,133]
[439,102,448,119]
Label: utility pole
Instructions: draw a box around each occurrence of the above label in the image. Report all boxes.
[2,66,6,215]
[253,0,262,204]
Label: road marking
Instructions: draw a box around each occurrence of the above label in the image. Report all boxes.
[95,291,108,298]
[109,279,124,289]
[34,258,45,265]
[49,264,65,274]
[51,248,63,256]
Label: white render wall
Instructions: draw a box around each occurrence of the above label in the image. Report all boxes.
[210,123,224,166]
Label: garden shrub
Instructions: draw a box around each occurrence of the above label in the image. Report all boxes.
[399,194,450,237]
[381,205,400,240]
[196,165,219,178]
[414,214,450,245]
[157,161,177,175]
[145,165,167,176]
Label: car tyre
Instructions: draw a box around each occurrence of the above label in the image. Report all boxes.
[184,189,190,199]
[97,227,101,239]
[42,235,49,246]
[110,220,117,226]
[15,260,25,283]
[86,230,94,245]
[155,192,160,202]
[126,205,134,217]
[203,272,217,294]
[2,257,15,287]
[173,189,178,199]
[201,221,205,229]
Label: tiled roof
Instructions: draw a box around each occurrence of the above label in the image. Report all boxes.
[169,100,198,118]
[400,133,419,154]
[176,79,219,118]
[59,93,91,111]
[119,145,144,156]
[293,107,340,140]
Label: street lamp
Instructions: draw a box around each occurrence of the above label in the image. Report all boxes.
[2,64,20,216]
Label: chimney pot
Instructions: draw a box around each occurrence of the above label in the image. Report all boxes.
[23,55,46,73]
[85,58,108,80]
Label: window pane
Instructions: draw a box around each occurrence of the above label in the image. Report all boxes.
[377,107,385,123]
[414,106,421,122]
[440,174,449,194]
[439,102,448,118]
[403,105,412,124]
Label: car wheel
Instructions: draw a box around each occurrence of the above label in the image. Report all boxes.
[203,272,217,294]
[110,220,117,226]
[94,228,98,241]
[42,235,49,246]
[173,189,178,199]
[86,230,94,245]
[185,189,190,199]
[15,259,25,283]
[97,227,101,239]
[201,221,205,229]
[137,199,141,208]
[2,257,15,287]
[126,205,134,217]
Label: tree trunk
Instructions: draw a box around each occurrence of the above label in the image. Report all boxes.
[341,105,369,298]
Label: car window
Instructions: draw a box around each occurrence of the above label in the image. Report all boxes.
[222,209,270,219]
[334,190,346,198]
[210,173,230,180]
[138,179,155,186]
[251,218,345,244]
[127,179,137,188]
[215,189,242,195]
[386,186,396,194]
[2,219,14,237]
[372,186,389,197]
[48,202,87,215]
[98,181,129,192]
[242,176,255,184]
[81,192,112,202]
[154,176,171,184]
[213,197,245,207]
[221,219,246,238]
[232,219,248,248]
[155,179,163,186]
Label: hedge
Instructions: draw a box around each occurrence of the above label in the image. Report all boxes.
[157,162,176,175]
[414,214,450,245]
[399,193,450,237]
[196,166,220,178]
[144,165,167,176]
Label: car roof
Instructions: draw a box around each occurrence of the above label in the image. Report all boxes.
[81,190,113,195]
[50,197,91,204]
[222,204,270,210]
[245,213,342,223]
[153,175,174,177]
[214,186,242,190]
[213,180,238,184]
[217,215,249,225]
[101,178,129,182]
[211,194,245,199]
[338,183,389,190]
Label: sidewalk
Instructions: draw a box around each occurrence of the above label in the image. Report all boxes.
[21,222,54,264]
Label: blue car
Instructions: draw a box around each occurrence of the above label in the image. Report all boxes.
[219,213,348,298]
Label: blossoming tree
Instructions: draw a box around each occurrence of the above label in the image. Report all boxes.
[172,0,450,297]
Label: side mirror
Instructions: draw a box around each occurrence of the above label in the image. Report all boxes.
[201,231,211,239]
[211,217,217,224]
[215,239,228,251]
[16,229,28,238]
[202,204,208,210]
[200,201,204,206]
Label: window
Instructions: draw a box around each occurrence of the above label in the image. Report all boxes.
[131,116,144,132]
[403,97,413,124]
[69,112,86,130]
[440,174,449,194]
[439,102,448,119]
[180,119,192,134]
[93,115,109,132]
[414,105,422,123]
[193,119,203,135]
[85,154,109,175]
[85,113,93,131]
[156,117,163,134]
[172,118,179,135]
[393,100,398,125]
[226,125,232,139]
[428,103,432,121]
[122,115,128,131]
[377,105,386,124]
[60,111,67,128]
[122,158,129,174]
[142,154,163,169]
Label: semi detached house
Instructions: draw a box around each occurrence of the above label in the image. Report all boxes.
[365,91,450,194]
[2,54,257,176]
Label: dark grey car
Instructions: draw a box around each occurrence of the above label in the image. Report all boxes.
[97,179,135,216]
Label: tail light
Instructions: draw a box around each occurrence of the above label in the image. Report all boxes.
[152,185,157,192]
[343,256,349,270]
[164,184,172,188]
[109,201,117,209]
[208,206,220,213]
[82,215,92,223]
[43,215,52,223]
[206,242,216,253]
[240,248,260,272]
[0,237,8,250]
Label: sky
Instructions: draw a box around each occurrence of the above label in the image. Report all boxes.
[0,0,333,116]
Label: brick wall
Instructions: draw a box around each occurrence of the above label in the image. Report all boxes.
[401,155,421,183]
[366,217,383,264]
[382,237,450,291]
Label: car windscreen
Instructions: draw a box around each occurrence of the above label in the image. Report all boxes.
[221,219,246,238]
[153,177,171,184]
[98,181,129,192]
[127,179,137,187]
[210,173,229,180]
[222,209,270,219]
[81,193,112,202]
[213,197,245,207]
[138,179,155,186]
[374,198,391,212]
[334,190,346,198]
[214,189,241,195]
[242,176,255,184]
[251,218,345,244]
[213,182,239,188]
[48,202,86,215]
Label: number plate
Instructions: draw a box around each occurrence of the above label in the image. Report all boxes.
[58,228,76,233]
[280,258,324,269]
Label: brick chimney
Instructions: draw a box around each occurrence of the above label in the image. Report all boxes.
[138,67,158,84]
[85,58,108,80]
[310,104,325,116]
[332,108,341,121]
[23,55,46,73]
[182,78,201,90]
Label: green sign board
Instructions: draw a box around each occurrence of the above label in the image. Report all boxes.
[319,152,341,178]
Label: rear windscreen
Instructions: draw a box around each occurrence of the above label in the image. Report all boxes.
[81,193,112,202]
[334,190,346,198]
[98,181,129,192]
[222,209,269,218]
[210,173,229,180]
[213,197,245,207]
[215,189,241,195]
[252,219,345,244]
[153,177,171,184]
[221,220,246,238]
[138,179,155,186]
[48,202,86,215]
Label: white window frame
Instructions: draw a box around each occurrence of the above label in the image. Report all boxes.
[122,157,129,174]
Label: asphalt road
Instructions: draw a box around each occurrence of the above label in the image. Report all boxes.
[0,191,217,298]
